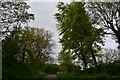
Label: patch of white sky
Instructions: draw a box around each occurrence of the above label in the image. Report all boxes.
[26,1,118,61]
[26,2,62,60]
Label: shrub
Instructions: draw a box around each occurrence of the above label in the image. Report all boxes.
[106,60,120,75]
[90,73,111,80]
[2,62,42,78]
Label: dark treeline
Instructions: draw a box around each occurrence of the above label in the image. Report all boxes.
[1,1,120,79]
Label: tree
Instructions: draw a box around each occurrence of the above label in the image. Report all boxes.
[58,50,74,73]
[19,27,55,70]
[0,1,34,39]
[97,48,120,74]
[1,0,35,62]
[98,48,119,64]
[55,2,103,70]
[2,33,20,64]
[87,2,120,48]
[58,50,73,65]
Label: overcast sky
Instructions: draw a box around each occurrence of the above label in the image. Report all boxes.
[27,2,62,58]
[27,2,118,57]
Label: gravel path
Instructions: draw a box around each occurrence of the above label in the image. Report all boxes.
[43,75,58,80]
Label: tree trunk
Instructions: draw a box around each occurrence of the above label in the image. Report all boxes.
[112,29,120,47]
[82,54,87,70]
[83,59,87,70]
[22,50,25,62]
[91,50,97,67]
[110,22,120,46]
[75,51,87,70]
[115,31,120,46]
[89,43,97,68]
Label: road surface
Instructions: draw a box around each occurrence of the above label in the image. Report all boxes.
[43,75,58,80]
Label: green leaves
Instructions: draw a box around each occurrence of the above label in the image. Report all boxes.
[55,2,104,69]
[20,27,54,64]
[58,50,73,64]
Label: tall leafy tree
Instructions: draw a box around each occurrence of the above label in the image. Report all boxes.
[0,1,34,39]
[55,2,103,69]
[19,27,55,70]
[87,2,120,48]
[1,1,34,62]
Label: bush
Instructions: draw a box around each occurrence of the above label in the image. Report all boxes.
[90,73,111,79]
[96,62,106,73]
[44,64,60,74]
[2,62,42,79]
[106,60,120,75]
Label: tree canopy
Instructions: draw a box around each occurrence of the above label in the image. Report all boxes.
[0,1,34,38]
[55,2,104,69]
[19,27,55,64]
[87,2,120,48]
[2,1,55,72]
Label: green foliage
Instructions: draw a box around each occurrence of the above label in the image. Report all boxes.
[106,60,120,75]
[2,62,44,79]
[55,2,104,70]
[62,63,74,73]
[2,26,53,78]
[19,27,54,65]
[58,51,73,64]
[58,50,77,73]
[45,64,60,74]
[2,37,20,64]
[90,73,111,79]
[96,62,106,73]
[72,65,81,73]
[96,48,120,75]
[2,1,120,79]
[57,73,111,80]
[1,1,55,78]
[2,26,55,77]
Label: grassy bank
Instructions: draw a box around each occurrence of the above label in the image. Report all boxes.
[56,73,120,80]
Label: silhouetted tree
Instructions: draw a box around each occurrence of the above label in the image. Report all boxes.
[0,1,34,39]
[87,2,120,48]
